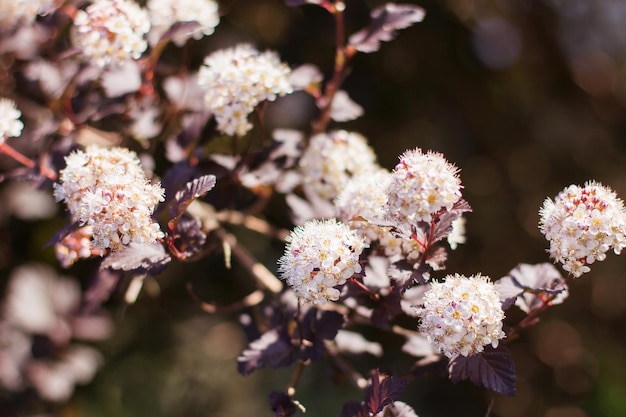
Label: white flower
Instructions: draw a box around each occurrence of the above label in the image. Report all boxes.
[278,219,366,304]
[197,44,293,136]
[0,98,24,143]
[147,0,219,46]
[54,146,165,252]
[0,0,55,29]
[335,170,421,260]
[418,274,505,359]
[335,170,391,241]
[447,216,466,250]
[300,130,380,201]
[387,148,462,225]
[73,0,150,68]
[539,181,626,277]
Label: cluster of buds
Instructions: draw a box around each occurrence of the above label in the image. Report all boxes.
[73,0,151,68]
[539,181,626,277]
[197,44,293,137]
[54,146,164,253]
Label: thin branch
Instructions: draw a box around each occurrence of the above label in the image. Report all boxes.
[324,340,369,389]
[506,273,574,341]
[311,1,352,136]
[214,227,283,293]
[216,210,290,241]
[187,283,265,314]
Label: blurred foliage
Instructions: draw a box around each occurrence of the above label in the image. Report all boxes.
[3,0,626,416]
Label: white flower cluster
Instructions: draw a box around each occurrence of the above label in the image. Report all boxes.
[197,44,293,137]
[54,146,165,252]
[278,219,366,304]
[418,274,505,358]
[0,98,24,143]
[335,170,421,260]
[148,0,219,46]
[300,130,380,200]
[387,148,462,224]
[539,181,626,277]
[73,0,150,68]
[0,0,54,29]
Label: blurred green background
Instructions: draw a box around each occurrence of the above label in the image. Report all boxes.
[4,0,626,416]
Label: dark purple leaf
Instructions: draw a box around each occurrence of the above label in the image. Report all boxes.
[391,259,431,292]
[431,199,472,243]
[424,246,448,271]
[173,217,207,258]
[410,355,447,379]
[335,330,382,357]
[348,4,425,53]
[168,174,217,225]
[23,60,77,100]
[100,242,171,275]
[448,345,516,396]
[495,263,568,312]
[371,291,403,328]
[163,76,208,112]
[44,220,81,249]
[237,328,297,375]
[329,90,364,122]
[297,309,344,361]
[364,370,409,414]
[100,62,141,97]
[158,21,202,45]
[401,332,434,358]
[285,0,321,6]
[288,64,323,90]
[341,401,369,417]
[80,268,123,314]
[286,192,335,224]
[269,392,298,417]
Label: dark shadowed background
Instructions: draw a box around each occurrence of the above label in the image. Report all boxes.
[3,0,626,416]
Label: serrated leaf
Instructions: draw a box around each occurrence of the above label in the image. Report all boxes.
[495,263,568,312]
[365,370,409,414]
[335,330,383,357]
[288,64,323,90]
[390,260,430,293]
[297,309,344,361]
[330,90,364,122]
[44,220,81,249]
[100,243,171,275]
[371,291,403,328]
[237,328,297,375]
[401,332,435,358]
[100,61,141,97]
[158,21,202,45]
[80,268,123,314]
[431,199,472,243]
[173,217,207,258]
[349,3,425,53]
[341,401,369,417]
[168,175,217,226]
[448,345,516,396]
[269,392,298,417]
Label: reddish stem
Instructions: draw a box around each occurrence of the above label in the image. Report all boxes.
[506,273,574,341]
[349,277,380,301]
[311,1,352,136]
[0,143,57,180]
